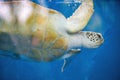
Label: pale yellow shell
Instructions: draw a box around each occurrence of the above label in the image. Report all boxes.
[0,1,68,62]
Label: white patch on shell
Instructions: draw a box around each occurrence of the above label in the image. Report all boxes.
[0,4,13,23]
[15,1,33,24]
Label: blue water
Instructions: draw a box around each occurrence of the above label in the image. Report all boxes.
[0,0,120,80]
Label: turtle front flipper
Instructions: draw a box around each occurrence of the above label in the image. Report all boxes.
[66,0,94,33]
[61,49,81,72]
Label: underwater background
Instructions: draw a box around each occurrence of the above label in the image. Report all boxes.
[0,0,120,80]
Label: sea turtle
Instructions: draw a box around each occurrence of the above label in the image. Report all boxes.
[0,0,104,72]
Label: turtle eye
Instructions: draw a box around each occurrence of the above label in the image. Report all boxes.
[97,34,101,39]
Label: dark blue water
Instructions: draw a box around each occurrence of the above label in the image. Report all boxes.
[0,0,120,80]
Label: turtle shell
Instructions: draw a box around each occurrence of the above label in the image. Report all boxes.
[0,1,68,62]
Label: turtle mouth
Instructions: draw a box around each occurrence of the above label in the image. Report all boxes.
[99,39,104,44]
[90,40,104,48]
[96,38,104,46]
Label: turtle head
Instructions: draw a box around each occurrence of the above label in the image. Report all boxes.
[81,31,104,48]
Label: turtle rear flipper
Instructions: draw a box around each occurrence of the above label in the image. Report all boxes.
[61,49,81,72]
